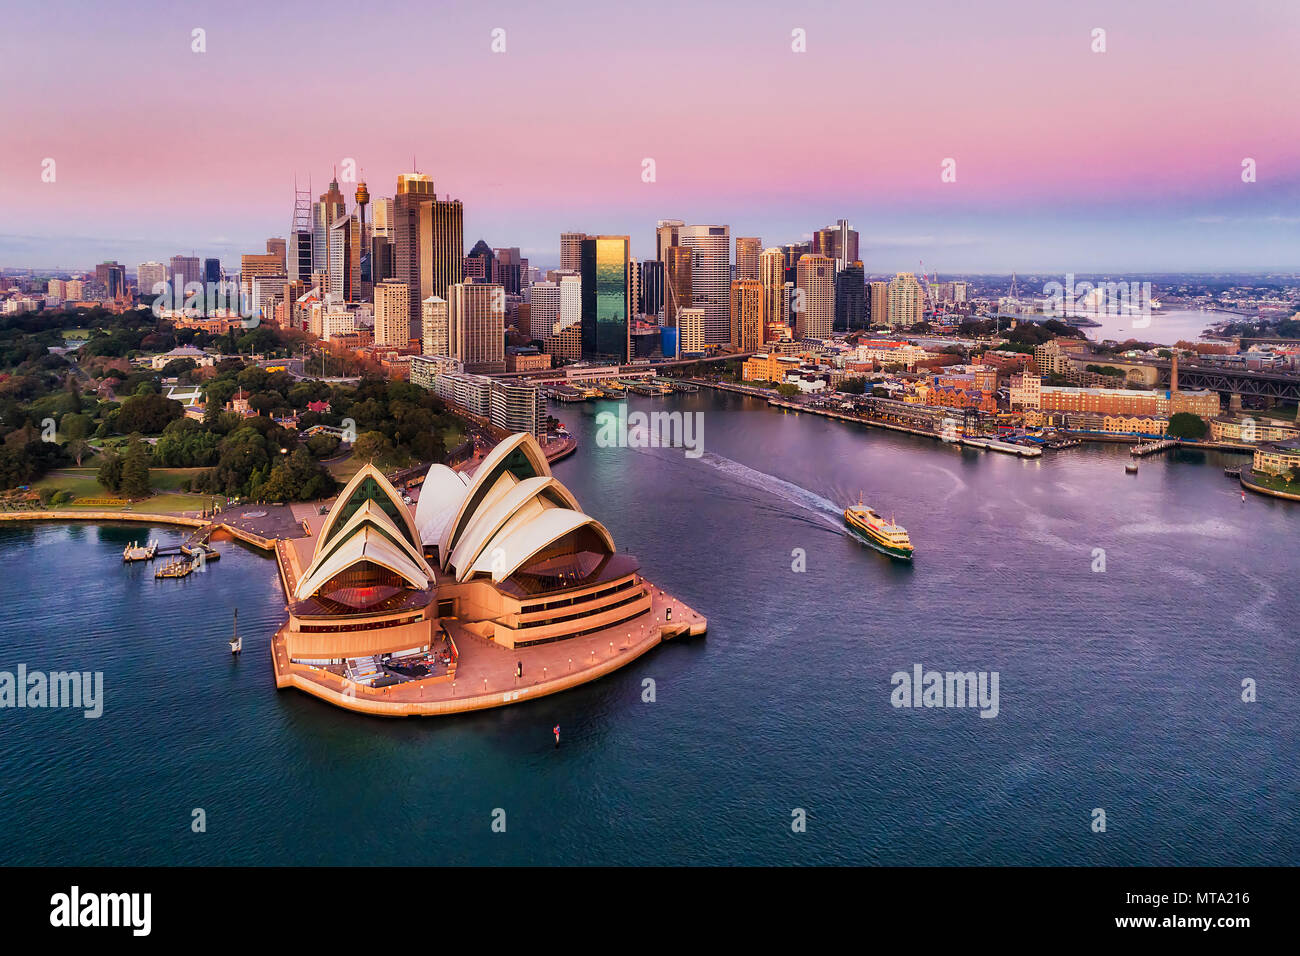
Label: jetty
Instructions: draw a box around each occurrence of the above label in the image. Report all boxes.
[1132,439,1180,457]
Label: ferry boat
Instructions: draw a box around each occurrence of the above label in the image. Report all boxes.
[844,499,914,561]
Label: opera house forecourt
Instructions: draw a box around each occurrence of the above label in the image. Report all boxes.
[271,433,706,716]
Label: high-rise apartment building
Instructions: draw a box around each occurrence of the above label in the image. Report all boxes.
[579,236,631,363]
[730,278,764,352]
[678,224,730,345]
[678,307,706,355]
[887,273,924,328]
[795,255,834,340]
[447,282,505,373]
[868,281,889,326]
[735,237,761,281]
[421,297,450,356]
[374,279,412,347]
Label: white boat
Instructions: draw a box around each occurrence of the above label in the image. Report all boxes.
[229,608,241,655]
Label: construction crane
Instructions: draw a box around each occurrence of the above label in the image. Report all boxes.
[917,260,937,318]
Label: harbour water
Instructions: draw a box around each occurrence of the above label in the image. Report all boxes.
[1077,307,1226,346]
[1,390,1296,865]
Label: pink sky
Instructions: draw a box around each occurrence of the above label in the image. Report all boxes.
[3,0,1298,270]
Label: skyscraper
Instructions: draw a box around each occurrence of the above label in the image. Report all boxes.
[447,282,505,373]
[735,237,761,281]
[759,248,786,341]
[97,261,126,299]
[203,258,222,286]
[664,246,692,328]
[579,236,631,363]
[627,257,641,317]
[560,232,586,274]
[834,262,866,331]
[639,259,664,321]
[393,172,435,327]
[730,278,763,352]
[417,197,463,331]
[312,176,347,278]
[374,279,411,347]
[813,220,859,271]
[137,261,167,297]
[678,225,731,345]
[169,255,201,290]
[393,172,463,334]
[795,254,834,340]
[655,220,683,261]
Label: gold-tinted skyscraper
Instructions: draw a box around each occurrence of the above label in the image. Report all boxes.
[759,247,786,341]
[735,237,761,281]
[419,199,463,318]
[394,173,436,326]
[730,278,763,352]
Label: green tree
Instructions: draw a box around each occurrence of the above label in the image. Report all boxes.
[96,448,123,492]
[1167,412,1207,440]
[119,437,152,499]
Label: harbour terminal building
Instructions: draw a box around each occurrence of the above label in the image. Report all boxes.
[273,433,702,714]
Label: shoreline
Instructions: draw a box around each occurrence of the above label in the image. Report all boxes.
[687,378,1263,457]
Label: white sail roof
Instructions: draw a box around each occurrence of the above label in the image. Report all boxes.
[447,476,581,581]
[414,463,471,548]
[294,525,431,602]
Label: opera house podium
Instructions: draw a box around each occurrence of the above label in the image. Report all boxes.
[271,433,705,716]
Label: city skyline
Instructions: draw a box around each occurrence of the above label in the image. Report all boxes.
[3,0,1299,272]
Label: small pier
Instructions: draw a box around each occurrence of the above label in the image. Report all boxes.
[1132,439,1179,457]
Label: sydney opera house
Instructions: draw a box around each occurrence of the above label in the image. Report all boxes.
[271,433,704,715]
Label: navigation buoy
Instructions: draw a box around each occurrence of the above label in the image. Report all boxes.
[553,724,560,747]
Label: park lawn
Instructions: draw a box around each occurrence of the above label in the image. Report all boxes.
[1251,406,1299,423]
[1245,469,1300,495]
[35,468,212,513]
